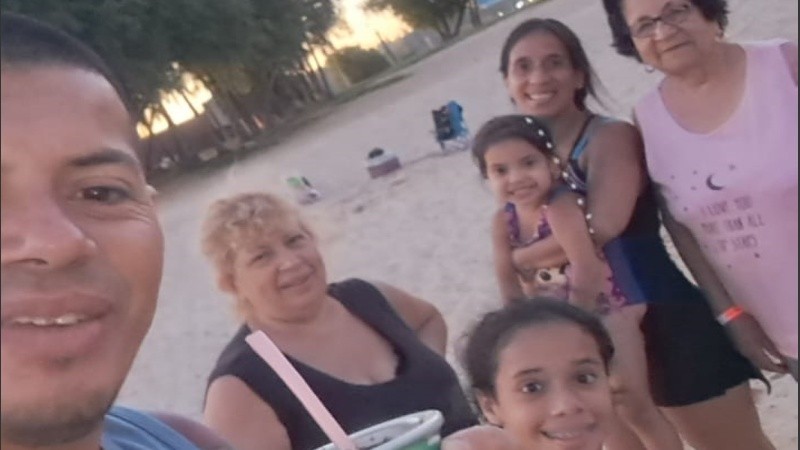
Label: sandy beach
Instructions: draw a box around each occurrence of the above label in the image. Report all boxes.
[118,0,798,447]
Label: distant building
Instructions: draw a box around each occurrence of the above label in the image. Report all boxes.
[320,64,351,95]
[377,29,442,62]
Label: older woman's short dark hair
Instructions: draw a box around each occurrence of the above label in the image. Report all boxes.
[601,0,730,60]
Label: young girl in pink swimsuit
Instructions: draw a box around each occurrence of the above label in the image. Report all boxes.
[473,115,625,312]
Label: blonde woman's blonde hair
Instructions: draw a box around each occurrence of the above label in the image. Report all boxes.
[200,191,310,277]
[201,192,314,320]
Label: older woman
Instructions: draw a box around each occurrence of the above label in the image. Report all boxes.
[602,0,797,380]
[200,192,476,450]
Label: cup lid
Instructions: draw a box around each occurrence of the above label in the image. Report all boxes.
[314,410,443,450]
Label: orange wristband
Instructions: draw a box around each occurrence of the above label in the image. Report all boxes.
[717,306,745,325]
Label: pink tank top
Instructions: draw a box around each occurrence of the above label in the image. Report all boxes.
[636,40,798,358]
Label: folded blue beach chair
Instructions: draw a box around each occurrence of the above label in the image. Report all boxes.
[432,100,469,150]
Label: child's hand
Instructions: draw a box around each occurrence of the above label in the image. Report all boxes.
[568,264,614,313]
[441,425,524,450]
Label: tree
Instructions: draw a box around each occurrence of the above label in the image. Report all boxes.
[300,0,338,98]
[2,0,178,119]
[2,0,337,121]
[365,0,469,41]
[2,0,341,173]
[467,0,482,28]
[301,0,337,47]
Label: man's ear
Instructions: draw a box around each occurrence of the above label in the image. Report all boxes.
[476,391,504,427]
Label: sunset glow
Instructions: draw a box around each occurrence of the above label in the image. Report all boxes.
[332,0,411,49]
[139,1,410,136]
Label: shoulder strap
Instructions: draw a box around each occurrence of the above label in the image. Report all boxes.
[504,202,521,243]
[329,279,411,333]
[570,114,618,160]
[745,39,797,87]
[564,115,618,189]
[205,324,345,448]
[566,114,596,162]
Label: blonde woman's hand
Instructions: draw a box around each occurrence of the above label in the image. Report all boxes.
[441,425,523,450]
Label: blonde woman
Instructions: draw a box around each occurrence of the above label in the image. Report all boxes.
[200,192,477,450]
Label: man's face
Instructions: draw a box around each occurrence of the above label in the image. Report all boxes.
[0,66,164,447]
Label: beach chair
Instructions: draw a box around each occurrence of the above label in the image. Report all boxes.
[431,100,470,152]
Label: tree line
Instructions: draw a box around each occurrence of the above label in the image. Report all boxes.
[3,0,337,130]
[2,0,479,174]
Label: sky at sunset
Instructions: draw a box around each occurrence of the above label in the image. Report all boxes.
[140,1,411,136]
[333,0,411,49]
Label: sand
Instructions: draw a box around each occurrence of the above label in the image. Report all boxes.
[118,0,798,447]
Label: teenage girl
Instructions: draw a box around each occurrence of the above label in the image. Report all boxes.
[449,298,617,450]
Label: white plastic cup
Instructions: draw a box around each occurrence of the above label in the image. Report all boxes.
[314,410,443,450]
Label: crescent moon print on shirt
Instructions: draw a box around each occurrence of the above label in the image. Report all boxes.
[704,164,737,191]
[706,174,725,191]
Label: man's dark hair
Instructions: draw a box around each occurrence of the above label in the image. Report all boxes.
[1,12,132,113]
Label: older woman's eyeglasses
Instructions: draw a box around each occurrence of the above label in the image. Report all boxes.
[629,2,693,38]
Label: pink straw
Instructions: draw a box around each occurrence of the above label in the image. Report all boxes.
[245,330,358,450]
